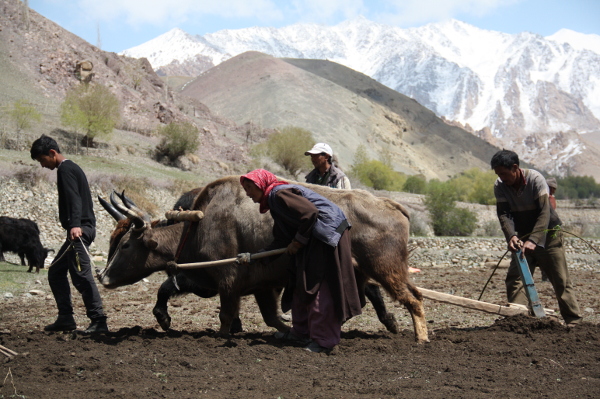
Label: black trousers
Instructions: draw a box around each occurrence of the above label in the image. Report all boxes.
[48,226,106,321]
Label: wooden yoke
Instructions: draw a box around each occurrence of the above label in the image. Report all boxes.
[165,210,205,222]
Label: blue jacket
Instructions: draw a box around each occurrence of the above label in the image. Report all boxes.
[268,184,350,247]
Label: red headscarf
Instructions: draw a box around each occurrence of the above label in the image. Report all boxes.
[240,169,288,213]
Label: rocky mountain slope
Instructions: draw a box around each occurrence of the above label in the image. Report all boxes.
[0,0,265,172]
[0,0,176,135]
[123,17,600,179]
[181,51,500,180]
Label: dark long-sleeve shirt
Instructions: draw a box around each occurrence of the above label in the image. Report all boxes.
[264,188,318,251]
[57,160,96,230]
[494,168,561,247]
[264,187,362,322]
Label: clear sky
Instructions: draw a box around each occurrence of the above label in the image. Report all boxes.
[27,0,600,53]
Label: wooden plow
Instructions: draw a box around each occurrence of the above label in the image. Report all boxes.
[171,248,287,270]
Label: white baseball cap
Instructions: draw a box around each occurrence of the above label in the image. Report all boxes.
[305,143,333,157]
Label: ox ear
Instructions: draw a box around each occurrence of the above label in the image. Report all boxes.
[142,231,158,250]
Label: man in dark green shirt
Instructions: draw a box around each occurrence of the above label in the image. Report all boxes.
[31,135,108,333]
[491,150,582,326]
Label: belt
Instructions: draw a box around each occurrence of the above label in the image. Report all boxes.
[336,219,350,235]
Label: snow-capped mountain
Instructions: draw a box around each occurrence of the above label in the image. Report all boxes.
[122,17,600,175]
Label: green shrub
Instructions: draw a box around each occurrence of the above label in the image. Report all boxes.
[424,180,477,236]
[155,121,200,162]
[6,99,41,148]
[60,83,121,147]
[448,168,497,205]
[351,145,406,191]
[555,175,600,200]
[265,126,314,177]
[352,159,406,190]
[403,175,427,194]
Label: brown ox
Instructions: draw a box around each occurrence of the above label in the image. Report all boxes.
[97,176,429,343]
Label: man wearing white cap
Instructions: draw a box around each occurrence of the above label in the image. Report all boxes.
[304,143,351,189]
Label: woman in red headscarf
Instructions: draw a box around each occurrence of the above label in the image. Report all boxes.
[239,169,362,353]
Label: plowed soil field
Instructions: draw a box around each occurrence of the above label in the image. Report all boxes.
[1,258,599,398]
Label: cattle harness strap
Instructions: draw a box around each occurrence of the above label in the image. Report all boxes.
[164,210,205,289]
[168,221,197,290]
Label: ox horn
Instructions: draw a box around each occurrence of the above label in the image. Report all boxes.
[117,191,150,219]
[98,195,126,221]
[110,191,150,231]
[120,191,138,208]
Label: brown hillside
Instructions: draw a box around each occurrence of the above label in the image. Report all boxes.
[0,0,175,134]
[181,51,501,180]
[0,0,267,173]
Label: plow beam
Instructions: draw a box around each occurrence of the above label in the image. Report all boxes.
[418,287,554,317]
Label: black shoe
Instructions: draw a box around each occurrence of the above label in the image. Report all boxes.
[44,315,77,331]
[304,342,331,354]
[84,319,109,333]
[273,330,311,346]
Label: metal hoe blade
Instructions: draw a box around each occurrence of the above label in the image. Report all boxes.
[515,249,546,318]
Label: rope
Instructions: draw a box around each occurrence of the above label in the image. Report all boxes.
[78,237,96,270]
[48,237,96,271]
[477,249,509,301]
[48,243,72,268]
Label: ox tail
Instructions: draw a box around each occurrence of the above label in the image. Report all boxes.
[378,272,425,319]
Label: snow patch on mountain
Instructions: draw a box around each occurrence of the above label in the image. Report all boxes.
[547,29,600,54]
[123,28,228,69]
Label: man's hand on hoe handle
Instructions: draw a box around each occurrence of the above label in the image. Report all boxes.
[508,236,522,252]
[509,235,536,256]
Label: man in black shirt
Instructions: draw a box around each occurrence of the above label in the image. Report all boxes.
[30,135,108,333]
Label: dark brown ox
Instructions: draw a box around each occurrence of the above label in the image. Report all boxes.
[98,189,244,333]
[97,176,429,342]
